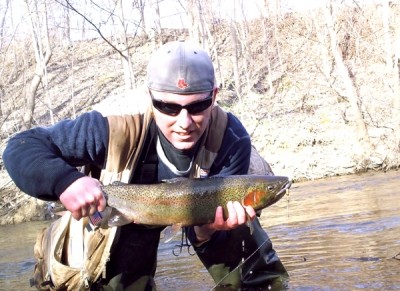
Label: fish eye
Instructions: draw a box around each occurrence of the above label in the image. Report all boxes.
[267,185,275,191]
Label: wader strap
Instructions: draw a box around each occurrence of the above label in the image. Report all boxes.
[130,120,158,184]
[81,164,102,179]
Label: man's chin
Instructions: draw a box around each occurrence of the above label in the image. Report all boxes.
[171,140,196,150]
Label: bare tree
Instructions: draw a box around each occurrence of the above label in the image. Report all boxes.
[265,0,283,70]
[391,2,400,149]
[186,0,200,44]
[260,18,275,94]
[201,1,223,87]
[114,0,135,91]
[63,1,71,46]
[228,1,253,96]
[135,0,147,38]
[324,0,370,151]
[226,1,243,98]
[149,0,162,46]
[185,0,208,46]
[312,12,332,82]
[379,0,400,149]
[255,0,282,95]
[22,0,53,130]
[0,0,11,50]
[0,0,10,120]
[230,18,241,97]
[236,1,251,93]
[382,0,392,70]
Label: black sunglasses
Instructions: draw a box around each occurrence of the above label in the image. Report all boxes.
[150,91,213,116]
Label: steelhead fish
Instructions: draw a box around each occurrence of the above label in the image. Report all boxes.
[97,175,291,227]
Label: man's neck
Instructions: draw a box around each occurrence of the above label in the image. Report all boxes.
[157,129,200,172]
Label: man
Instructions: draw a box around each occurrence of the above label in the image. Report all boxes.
[3,41,287,290]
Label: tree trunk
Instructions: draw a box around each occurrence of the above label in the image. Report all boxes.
[324,1,370,149]
[186,0,200,45]
[0,0,11,50]
[382,0,392,70]
[137,0,147,38]
[115,0,135,92]
[230,21,241,97]
[64,2,71,46]
[0,0,11,118]
[236,16,251,93]
[312,13,332,81]
[261,18,274,94]
[197,1,206,46]
[229,0,241,99]
[204,15,222,88]
[22,0,52,130]
[392,3,400,150]
[151,0,162,46]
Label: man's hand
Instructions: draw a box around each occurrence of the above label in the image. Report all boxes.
[59,176,107,220]
[194,201,256,243]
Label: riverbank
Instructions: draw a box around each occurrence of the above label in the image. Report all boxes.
[1,87,399,224]
[1,12,400,224]
[1,89,399,224]
[0,160,400,225]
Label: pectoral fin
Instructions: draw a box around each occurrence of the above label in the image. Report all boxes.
[106,208,135,227]
[246,214,254,235]
[162,224,182,242]
[161,177,188,184]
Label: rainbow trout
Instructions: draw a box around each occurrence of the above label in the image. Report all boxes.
[97,175,291,227]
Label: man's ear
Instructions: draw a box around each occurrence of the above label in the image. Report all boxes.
[212,87,219,102]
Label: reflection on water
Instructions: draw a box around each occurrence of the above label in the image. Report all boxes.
[0,170,399,290]
[0,220,48,290]
[266,170,400,291]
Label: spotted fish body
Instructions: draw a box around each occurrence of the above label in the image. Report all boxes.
[102,175,291,227]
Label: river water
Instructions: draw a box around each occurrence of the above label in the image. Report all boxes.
[0,170,399,290]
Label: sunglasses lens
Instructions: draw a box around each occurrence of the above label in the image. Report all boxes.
[186,98,213,114]
[152,100,181,116]
[151,91,213,116]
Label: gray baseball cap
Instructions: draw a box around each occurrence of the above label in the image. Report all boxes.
[147,41,215,94]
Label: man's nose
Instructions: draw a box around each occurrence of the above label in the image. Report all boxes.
[176,109,193,129]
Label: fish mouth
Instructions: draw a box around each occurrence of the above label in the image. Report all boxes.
[275,179,292,202]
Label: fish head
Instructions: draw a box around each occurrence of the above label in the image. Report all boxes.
[242,175,292,209]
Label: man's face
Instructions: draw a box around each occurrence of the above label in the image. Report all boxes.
[150,90,215,150]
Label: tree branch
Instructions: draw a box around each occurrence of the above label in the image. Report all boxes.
[54,0,125,58]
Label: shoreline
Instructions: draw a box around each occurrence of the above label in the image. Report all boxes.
[1,167,398,225]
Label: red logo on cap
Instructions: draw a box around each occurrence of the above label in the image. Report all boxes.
[177,78,189,90]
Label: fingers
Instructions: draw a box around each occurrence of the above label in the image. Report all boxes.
[211,201,256,231]
[89,203,98,216]
[226,201,245,226]
[193,202,257,242]
[97,193,107,212]
[71,202,100,220]
[59,176,106,220]
[71,210,82,220]
[244,205,257,221]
